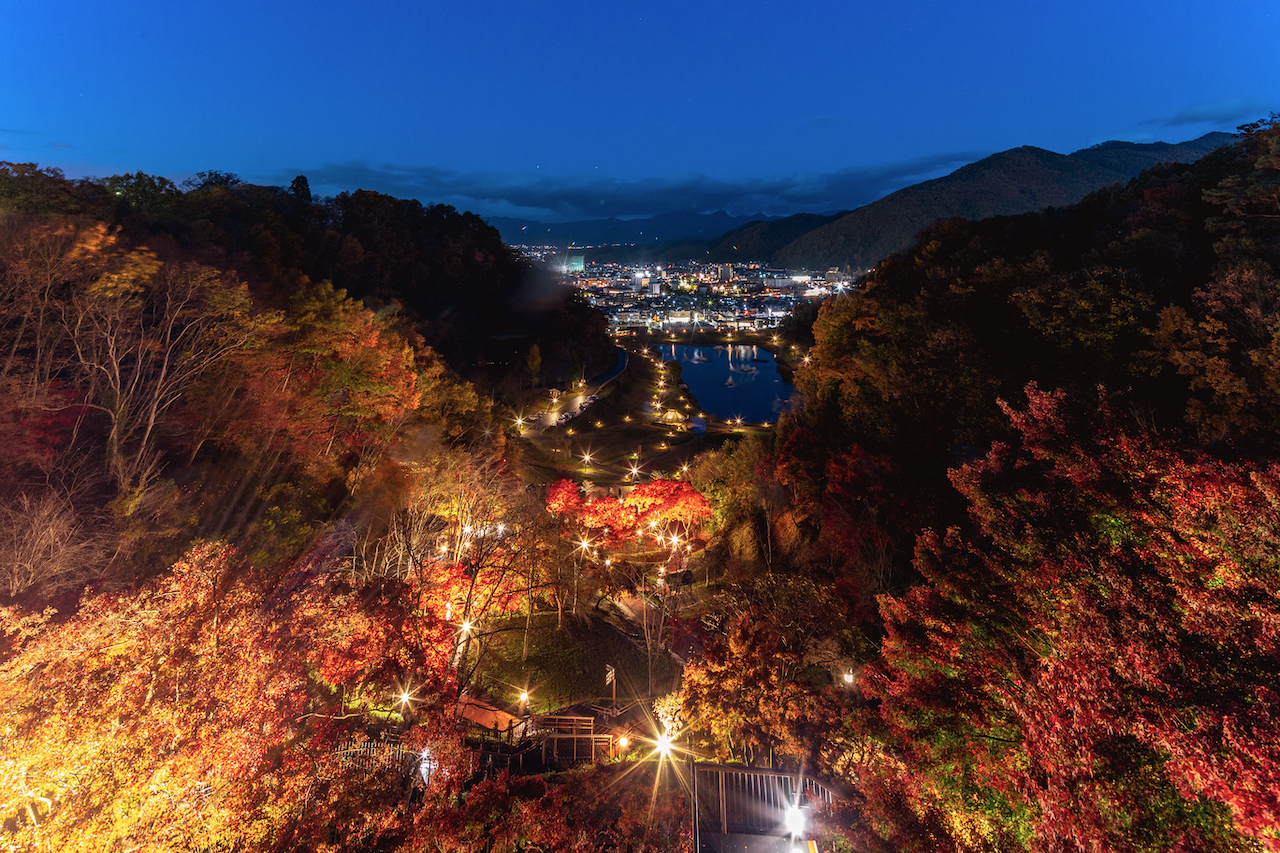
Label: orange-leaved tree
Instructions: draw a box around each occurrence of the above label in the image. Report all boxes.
[0,540,468,851]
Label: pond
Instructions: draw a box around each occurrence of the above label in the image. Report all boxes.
[661,343,793,425]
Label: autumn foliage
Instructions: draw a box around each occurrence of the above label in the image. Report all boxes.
[6,120,1280,851]
[546,477,710,548]
[674,118,1280,851]
[862,386,1280,851]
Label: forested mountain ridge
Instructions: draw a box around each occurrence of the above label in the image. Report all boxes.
[678,116,1280,851]
[705,132,1234,269]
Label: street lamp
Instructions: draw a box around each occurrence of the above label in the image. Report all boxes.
[785,803,806,838]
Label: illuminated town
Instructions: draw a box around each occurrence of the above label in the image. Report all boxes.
[512,250,859,333]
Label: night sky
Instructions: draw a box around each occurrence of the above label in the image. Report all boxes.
[3,0,1277,222]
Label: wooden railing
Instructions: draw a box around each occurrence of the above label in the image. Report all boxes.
[531,714,618,765]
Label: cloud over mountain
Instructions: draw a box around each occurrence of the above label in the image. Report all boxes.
[1146,98,1275,128]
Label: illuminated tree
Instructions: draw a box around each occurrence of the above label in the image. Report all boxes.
[0,491,105,598]
[864,386,1280,852]
[680,573,862,769]
[63,253,265,498]
[0,540,472,852]
[0,215,112,394]
[624,478,712,539]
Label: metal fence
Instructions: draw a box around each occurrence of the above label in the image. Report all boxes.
[691,762,834,851]
[331,733,436,787]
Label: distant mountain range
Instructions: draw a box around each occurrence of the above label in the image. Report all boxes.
[491,132,1235,270]
[487,210,780,248]
[744,133,1236,271]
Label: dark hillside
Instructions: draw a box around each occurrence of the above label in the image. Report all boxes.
[87,173,615,390]
[706,212,842,263]
[773,132,1234,269]
[680,117,1280,853]
[696,128,1259,653]
[0,163,614,603]
[680,132,1232,270]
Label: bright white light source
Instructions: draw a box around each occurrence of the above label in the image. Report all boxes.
[785,805,805,837]
[655,731,673,756]
[519,692,529,703]
[461,621,472,633]
[844,671,855,684]
[618,735,629,748]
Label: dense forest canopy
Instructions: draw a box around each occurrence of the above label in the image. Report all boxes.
[0,163,672,851]
[1,165,613,393]
[2,115,1280,853]
[676,115,1280,852]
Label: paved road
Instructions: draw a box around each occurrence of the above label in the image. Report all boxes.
[534,347,628,430]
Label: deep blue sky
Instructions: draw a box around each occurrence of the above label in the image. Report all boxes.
[3,0,1276,222]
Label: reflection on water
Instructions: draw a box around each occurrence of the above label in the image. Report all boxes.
[666,344,792,424]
